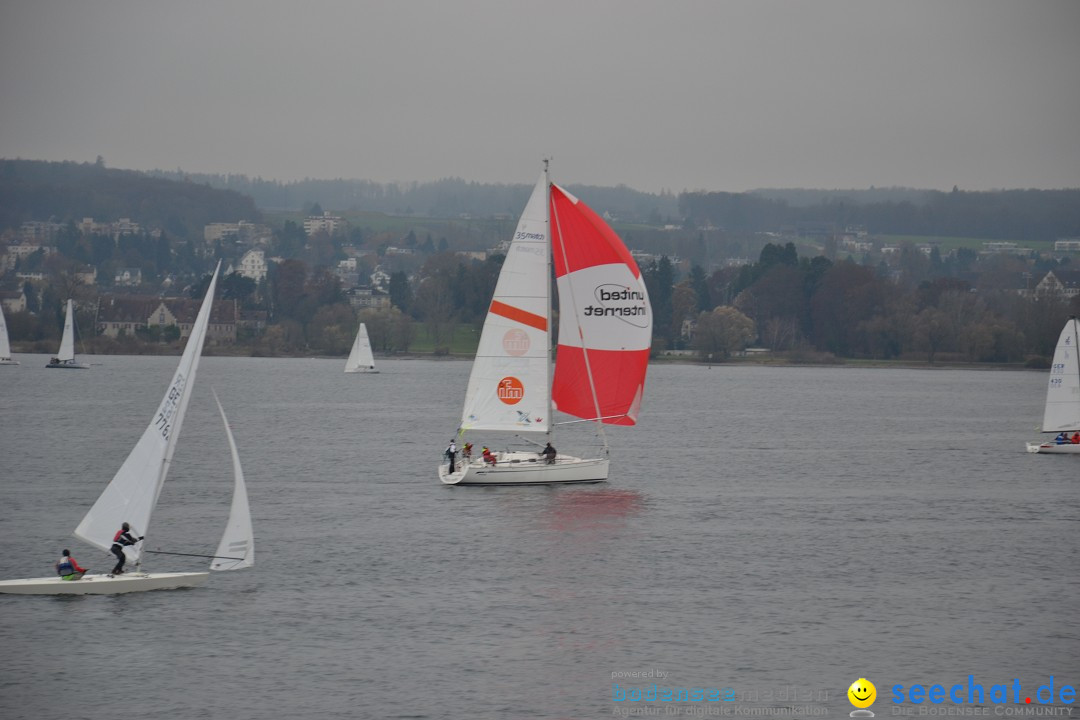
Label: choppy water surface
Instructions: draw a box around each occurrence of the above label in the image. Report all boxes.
[0,355,1076,719]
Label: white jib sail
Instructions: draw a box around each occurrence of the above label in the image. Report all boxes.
[210,391,254,571]
[345,322,375,372]
[459,172,551,434]
[73,263,221,563]
[57,299,76,362]
[0,303,12,359]
[1042,317,1080,433]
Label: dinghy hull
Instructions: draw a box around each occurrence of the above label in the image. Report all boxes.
[1026,441,1080,454]
[0,572,209,595]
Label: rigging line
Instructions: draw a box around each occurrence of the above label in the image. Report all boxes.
[550,184,608,452]
[555,414,628,426]
[146,550,246,561]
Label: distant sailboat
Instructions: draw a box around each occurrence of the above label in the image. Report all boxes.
[345,322,378,373]
[0,303,18,365]
[439,163,652,485]
[0,264,255,595]
[45,299,89,369]
[1026,316,1080,455]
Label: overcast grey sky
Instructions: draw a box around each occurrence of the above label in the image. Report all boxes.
[2,1,1078,194]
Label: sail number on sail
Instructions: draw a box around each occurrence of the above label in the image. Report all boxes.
[154,374,187,439]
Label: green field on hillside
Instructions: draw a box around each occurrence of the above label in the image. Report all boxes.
[408,323,482,355]
[879,235,1055,253]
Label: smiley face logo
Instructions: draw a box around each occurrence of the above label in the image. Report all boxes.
[848,678,876,709]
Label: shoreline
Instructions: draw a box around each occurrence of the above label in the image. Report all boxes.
[8,345,1043,372]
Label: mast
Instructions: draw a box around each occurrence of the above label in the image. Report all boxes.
[544,159,554,444]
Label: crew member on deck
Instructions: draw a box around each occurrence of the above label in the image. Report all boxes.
[110,522,143,575]
[445,440,457,473]
[55,549,87,581]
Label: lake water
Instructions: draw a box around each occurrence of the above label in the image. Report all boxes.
[0,355,1076,720]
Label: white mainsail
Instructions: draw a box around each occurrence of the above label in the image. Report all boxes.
[210,391,254,572]
[57,299,76,363]
[0,303,13,361]
[73,264,221,564]
[345,322,376,373]
[459,173,552,434]
[1041,317,1080,433]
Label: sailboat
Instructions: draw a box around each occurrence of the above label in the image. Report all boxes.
[45,299,89,369]
[0,264,255,595]
[438,163,652,485]
[1026,316,1080,455]
[345,322,378,373]
[0,303,18,365]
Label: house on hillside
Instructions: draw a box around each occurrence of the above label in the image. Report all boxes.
[97,295,237,342]
[237,248,268,282]
[115,268,142,286]
[347,286,391,311]
[1032,270,1080,299]
[0,290,27,314]
[304,212,347,237]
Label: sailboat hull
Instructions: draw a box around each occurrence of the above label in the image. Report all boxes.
[0,571,209,595]
[439,453,609,485]
[344,368,379,374]
[45,362,89,369]
[0,359,18,366]
[1026,441,1080,454]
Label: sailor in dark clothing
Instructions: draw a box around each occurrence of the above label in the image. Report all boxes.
[445,440,457,474]
[540,442,557,464]
[110,522,143,575]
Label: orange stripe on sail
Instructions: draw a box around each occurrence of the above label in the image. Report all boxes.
[489,300,547,331]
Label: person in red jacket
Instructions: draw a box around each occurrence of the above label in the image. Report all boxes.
[55,549,88,580]
[110,522,143,575]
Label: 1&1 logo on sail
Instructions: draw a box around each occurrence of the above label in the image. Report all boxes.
[497,377,525,405]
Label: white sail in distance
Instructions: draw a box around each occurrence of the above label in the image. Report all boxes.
[1042,317,1080,433]
[0,303,13,361]
[345,322,376,372]
[57,299,76,362]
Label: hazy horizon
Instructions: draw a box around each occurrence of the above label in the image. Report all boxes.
[2,1,1078,195]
